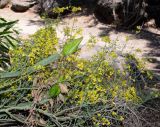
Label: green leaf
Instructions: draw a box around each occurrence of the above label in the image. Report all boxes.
[0,17,7,22]
[0,53,61,78]
[62,37,83,56]
[0,31,12,36]
[0,20,18,29]
[0,18,18,70]
[34,53,60,67]
[49,84,60,98]
[0,43,9,52]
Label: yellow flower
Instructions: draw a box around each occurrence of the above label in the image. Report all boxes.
[105,119,111,125]
[109,51,117,58]
[77,62,84,70]
[72,6,81,13]
[28,75,32,81]
[119,116,124,121]
[97,113,101,117]
[66,57,72,62]
[92,117,96,121]
[112,91,117,97]
[111,111,117,116]
[107,120,111,125]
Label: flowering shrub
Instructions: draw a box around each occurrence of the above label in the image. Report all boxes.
[50,49,141,126]
[10,26,58,69]
[0,26,155,127]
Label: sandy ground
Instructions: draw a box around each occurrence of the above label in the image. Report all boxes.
[0,6,160,77]
[0,5,44,38]
[58,14,160,75]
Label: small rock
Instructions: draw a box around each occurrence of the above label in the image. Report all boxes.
[95,0,123,24]
[0,0,10,9]
[11,0,34,12]
[38,0,69,17]
[144,19,156,28]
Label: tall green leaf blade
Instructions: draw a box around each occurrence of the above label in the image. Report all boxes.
[0,71,20,78]
[62,37,83,56]
[0,20,18,29]
[0,53,61,78]
[0,18,7,22]
[0,18,18,70]
[0,44,9,52]
[0,31,13,36]
[34,53,60,67]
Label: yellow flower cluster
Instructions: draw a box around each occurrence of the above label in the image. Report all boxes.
[123,87,139,101]
[60,52,142,107]
[53,6,81,14]
[77,62,84,70]
[7,26,147,126]
[92,114,111,126]
[10,26,58,68]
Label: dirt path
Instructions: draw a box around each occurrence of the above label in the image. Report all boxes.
[0,6,160,82]
[58,13,160,77]
[0,5,44,38]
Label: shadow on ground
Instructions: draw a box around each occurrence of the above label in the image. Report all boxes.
[28,19,44,26]
[75,8,160,89]
[100,25,160,87]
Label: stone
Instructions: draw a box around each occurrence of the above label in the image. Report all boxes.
[11,0,35,12]
[37,0,97,18]
[37,0,70,17]
[94,0,123,24]
[95,0,123,24]
[0,0,10,8]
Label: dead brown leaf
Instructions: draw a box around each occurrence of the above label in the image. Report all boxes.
[59,83,69,94]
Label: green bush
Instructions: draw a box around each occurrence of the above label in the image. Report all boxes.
[0,26,151,127]
[10,26,58,69]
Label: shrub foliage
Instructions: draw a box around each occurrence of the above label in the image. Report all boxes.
[0,18,18,71]
[0,23,157,126]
